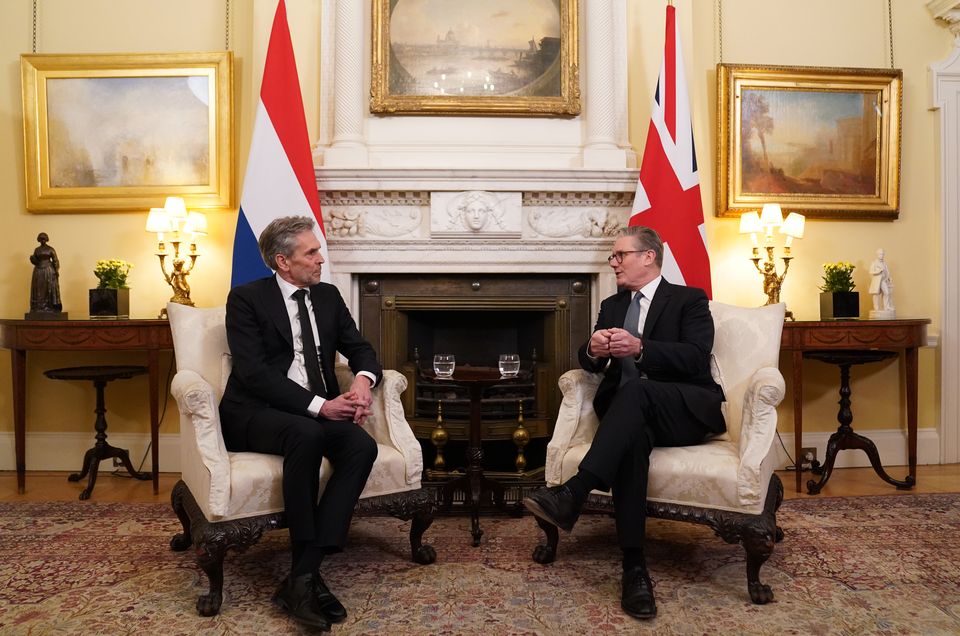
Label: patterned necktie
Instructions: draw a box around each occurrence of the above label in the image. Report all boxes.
[293,289,326,397]
[619,292,643,386]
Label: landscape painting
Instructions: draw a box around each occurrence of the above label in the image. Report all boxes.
[716,64,902,220]
[21,51,233,212]
[46,76,210,188]
[371,0,580,116]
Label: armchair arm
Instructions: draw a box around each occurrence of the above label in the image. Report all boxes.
[736,366,786,507]
[335,365,423,486]
[170,369,232,517]
[545,369,602,485]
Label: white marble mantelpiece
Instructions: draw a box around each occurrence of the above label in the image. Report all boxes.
[319,167,639,314]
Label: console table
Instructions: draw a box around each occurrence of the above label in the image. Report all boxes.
[780,319,930,493]
[0,318,173,494]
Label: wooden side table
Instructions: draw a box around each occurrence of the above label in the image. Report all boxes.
[780,319,930,494]
[0,318,172,494]
[433,367,520,546]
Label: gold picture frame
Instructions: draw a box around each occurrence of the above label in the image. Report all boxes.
[370,0,580,117]
[716,64,902,220]
[21,51,233,213]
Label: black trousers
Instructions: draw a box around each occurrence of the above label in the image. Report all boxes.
[578,379,714,550]
[238,408,378,547]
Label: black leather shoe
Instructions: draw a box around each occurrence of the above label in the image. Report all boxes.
[621,565,657,619]
[522,484,581,532]
[312,572,347,624]
[273,573,331,631]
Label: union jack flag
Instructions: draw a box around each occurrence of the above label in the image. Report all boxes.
[630,4,712,298]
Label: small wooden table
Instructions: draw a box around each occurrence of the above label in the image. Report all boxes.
[780,319,930,494]
[0,318,173,494]
[433,367,520,546]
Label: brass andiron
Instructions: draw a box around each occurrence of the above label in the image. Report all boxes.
[513,400,530,472]
[430,400,449,471]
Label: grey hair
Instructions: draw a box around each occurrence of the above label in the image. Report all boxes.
[618,225,664,268]
[258,216,316,270]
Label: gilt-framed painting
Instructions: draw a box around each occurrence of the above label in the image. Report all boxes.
[21,51,233,213]
[716,64,902,220]
[370,0,580,116]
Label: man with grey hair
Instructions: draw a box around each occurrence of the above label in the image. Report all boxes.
[220,215,381,631]
[524,225,724,620]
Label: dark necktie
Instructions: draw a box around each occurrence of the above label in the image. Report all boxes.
[293,289,326,397]
[619,292,643,386]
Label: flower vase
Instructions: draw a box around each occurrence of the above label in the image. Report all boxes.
[819,291,859,320]
[89,288,130,319]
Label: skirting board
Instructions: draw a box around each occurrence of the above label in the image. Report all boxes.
[771,427,941,470]
[0,432,181,473]
[0,428,943,474]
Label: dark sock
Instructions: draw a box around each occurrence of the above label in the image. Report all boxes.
[291,544,325,577]
[622,547,646,571]
[565,469,605,505]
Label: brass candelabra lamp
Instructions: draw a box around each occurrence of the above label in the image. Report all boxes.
[739,203,805,320]
[144,196,207,317]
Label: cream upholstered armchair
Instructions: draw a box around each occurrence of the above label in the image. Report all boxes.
[532,301,786,604]
[166,303,435,616]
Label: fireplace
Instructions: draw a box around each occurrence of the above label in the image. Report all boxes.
[358,273,592,474]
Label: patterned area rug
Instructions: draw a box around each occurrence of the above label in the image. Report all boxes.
[1,493,959,635]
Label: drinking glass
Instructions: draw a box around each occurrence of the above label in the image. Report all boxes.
[433,354,455,378]
[498,353,520,378]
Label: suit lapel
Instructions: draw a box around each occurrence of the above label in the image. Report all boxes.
[642,279,673,338]
[262,278,293,347]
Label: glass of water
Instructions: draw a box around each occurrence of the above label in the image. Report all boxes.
[433,354,455,378]
[498,354,520,378]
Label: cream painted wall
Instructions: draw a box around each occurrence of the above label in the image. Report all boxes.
[0,1,952,467]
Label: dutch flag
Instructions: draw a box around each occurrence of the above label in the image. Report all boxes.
[231,0,329,287]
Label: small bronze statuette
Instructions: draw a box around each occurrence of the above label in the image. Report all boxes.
[27,232,68,320]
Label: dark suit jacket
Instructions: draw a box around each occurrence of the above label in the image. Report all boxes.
[577,279,725,434]
[219,276,383,447]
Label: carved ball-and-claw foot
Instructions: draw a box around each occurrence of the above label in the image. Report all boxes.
[170,533,192,551]
[196,592,223,617]
[413,544,437,565]
[748,582,775,604]
[532,543,557,564]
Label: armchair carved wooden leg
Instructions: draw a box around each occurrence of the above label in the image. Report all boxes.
[531,516,559,564]
[355,488,437,565]
[169,479,284,616]
[738,475,783,604]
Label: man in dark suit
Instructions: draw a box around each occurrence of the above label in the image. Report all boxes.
[220,215,381,631]
[524,226,724,620]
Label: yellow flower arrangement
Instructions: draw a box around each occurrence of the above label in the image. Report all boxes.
[93,259,133,289]
[819,261,856,293]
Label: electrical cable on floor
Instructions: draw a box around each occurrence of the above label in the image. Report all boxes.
[775,430,799,472]
[111,355,175,478]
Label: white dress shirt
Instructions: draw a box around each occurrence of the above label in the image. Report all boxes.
[275,274,376,416]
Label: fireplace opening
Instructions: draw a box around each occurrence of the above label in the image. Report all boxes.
[358,273,592,479]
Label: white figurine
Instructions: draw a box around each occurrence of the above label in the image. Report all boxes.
[868,248,895,319]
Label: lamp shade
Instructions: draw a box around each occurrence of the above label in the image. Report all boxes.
[163,196,188,220]
[759,203,784,228]
[183,211,208,236]
[145,207,173,233]
[780,212,806,239]
[738,211,762,234]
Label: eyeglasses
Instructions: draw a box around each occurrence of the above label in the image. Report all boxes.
[606,250,650,265]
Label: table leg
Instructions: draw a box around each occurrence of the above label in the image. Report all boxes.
[792,350,803,493]
[466,384,484,546]
[148,349,160,494]
[12,348,26,494]
[905,346,919,487]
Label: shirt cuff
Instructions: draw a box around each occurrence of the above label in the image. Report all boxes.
[308,396,326,418]
[357,370,377,388]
